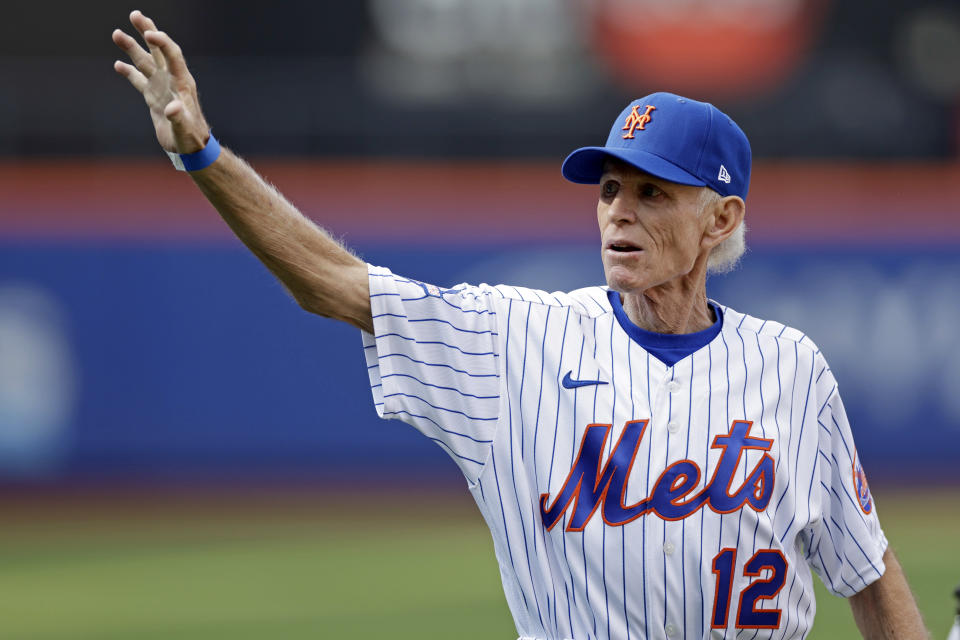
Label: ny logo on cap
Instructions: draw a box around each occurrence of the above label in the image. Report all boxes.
[622,105,656,139]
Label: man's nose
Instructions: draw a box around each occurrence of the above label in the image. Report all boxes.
[607,193,638,224]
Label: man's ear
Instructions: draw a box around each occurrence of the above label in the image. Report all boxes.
[702,195,745,250]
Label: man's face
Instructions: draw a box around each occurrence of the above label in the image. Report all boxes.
[597,161,711,294]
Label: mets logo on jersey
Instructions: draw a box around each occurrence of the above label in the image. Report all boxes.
[622,104,656,139]
[852,450,873,514]
[539,419,775,531]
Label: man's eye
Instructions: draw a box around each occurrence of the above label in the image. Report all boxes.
[602,181,619,197]
[641,184,663,197]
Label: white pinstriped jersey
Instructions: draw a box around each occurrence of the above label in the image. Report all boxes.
[362,264,887,640]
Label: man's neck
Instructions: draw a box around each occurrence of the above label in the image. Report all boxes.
[620,273,713,335]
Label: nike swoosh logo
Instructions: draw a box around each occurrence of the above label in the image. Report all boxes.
[561,371,608,389]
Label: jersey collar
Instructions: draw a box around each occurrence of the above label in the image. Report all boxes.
[606,289,723,351]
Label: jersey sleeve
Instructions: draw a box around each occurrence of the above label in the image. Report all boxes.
[361,264,502,482]
[805,363,888,597]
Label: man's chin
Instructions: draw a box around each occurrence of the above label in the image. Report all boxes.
[606,283,641,299]
[604,271,645,295]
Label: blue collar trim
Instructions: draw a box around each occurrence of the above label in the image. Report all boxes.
[606,289,723,354]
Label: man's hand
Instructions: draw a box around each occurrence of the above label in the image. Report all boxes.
[112,10,210,154]
[110,10,372,332]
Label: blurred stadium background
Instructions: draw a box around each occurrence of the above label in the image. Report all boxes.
[1,0,959,638]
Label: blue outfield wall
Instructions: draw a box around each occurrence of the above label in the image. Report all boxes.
[0,241,958,482]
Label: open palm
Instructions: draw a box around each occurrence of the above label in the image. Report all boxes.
[112,11,209,154]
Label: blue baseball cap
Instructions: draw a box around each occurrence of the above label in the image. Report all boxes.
[561,92,752,199]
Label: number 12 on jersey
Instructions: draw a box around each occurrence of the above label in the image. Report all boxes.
[711,548,789,629]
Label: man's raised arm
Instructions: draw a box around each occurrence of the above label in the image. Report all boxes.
[111,11,372,333]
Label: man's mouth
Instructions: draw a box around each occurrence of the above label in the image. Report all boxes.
[607,242,642,253]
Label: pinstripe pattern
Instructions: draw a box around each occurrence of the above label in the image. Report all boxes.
[361,265,888,640]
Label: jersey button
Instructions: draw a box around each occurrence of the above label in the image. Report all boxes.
[663,541,676,555]
[665,623,677,637]
[667,421,680,433]
[665,380,681,393]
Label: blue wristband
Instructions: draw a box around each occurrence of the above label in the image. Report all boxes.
[179,132,222,171]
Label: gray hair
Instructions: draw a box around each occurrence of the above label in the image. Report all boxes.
[699,188,746,274]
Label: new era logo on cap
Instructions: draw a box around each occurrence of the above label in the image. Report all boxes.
[718,165,731,184]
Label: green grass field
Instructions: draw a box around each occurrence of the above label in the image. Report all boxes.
[0,486,955,639]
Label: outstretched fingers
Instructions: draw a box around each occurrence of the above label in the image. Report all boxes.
[112,10,209,152]
[129,10,166,73]
[112,28,156,77]
[144,30,192,88]
[113,60,148,92]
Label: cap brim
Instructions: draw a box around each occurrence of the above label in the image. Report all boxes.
[561,147,707,187]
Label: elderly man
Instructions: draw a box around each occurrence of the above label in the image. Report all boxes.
[113,10,927,640]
